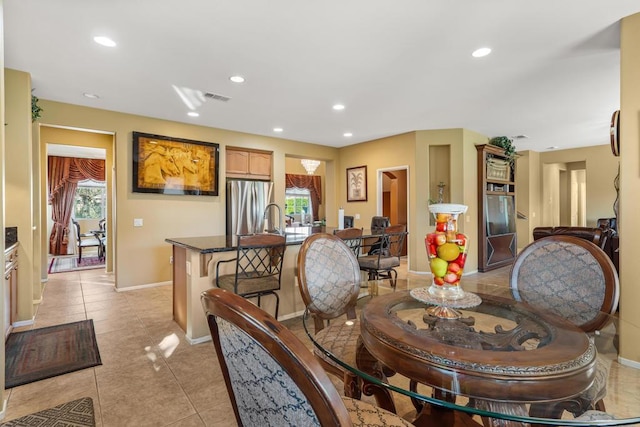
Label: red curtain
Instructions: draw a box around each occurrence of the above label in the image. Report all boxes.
[285,174,322,221]
[48,156,106,255]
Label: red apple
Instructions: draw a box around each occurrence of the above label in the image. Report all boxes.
[434,277,445,286]
[435,233,447,246]
[443,273,458,284]
[454,253,467,268]
[447,262,461,274]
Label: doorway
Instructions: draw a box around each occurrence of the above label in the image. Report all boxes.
[542,161,586,226]
[40,126,115,275]
[377,166,409,257]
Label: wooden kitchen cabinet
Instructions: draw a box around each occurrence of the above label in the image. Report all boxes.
[226,148,272,180]
[476,144,517,272]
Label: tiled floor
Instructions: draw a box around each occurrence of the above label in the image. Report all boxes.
[3,261,511,426]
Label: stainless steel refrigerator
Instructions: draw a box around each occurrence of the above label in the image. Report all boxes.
[226,180,274,236]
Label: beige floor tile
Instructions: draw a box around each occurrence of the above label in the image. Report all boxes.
[166,414,206,427]
[32,312,88,329]
[5,369,99,420]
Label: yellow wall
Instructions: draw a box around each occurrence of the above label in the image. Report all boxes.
[620,12,640,363]
[1,0,7,399]
[5,69,36,321]
[38,99,339,289]
[337,129,484,274]
[539,145,618,227]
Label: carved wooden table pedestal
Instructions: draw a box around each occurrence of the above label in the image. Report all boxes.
[358,291,597,427]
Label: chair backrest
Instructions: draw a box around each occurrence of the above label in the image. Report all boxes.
[370,216,390,234]
[510,235,619,333]
[362,225,406,259]
[71,219,81,241]
[532,226,606,249]
[234,234,286,287]
[297,233,361,326]
[381,224,407,258]
[333,227,363,257]
[201,288,352,427]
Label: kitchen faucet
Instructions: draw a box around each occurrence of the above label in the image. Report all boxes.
[263,203,284,235]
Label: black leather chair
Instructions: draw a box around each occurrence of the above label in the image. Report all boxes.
[343,215,354,228]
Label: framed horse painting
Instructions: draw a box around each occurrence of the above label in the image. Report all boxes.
[132,132,220,196]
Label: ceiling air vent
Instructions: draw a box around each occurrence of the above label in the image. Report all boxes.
[204,92,231,102]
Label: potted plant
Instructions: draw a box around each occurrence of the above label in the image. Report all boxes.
[488,136,516,164]
[32,93,43,122]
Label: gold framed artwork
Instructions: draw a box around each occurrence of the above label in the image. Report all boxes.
[346,165,367,202]
[132,132,220,196]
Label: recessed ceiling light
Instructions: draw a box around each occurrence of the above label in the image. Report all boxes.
[332,104,345,111]
[83,93,100,99]
[344,132,353,137]
[472,47,492,58]
[546,146,559,150]
[187,112,199,117]
[273,127,283,133]
[229,75,245,83]
[93,36,117,47]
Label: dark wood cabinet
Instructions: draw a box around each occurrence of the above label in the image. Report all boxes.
[477,144,517,272]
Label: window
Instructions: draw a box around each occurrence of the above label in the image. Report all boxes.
[74,180,106,219]
[285,188,313,221]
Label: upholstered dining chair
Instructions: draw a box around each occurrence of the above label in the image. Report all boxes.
[71,219,102,263]
[215,233,286,319]
[297,233,365,399]
[358,224,407,287]
[201,288,415,427]
[333,227,363,257]
[510,235,620,417]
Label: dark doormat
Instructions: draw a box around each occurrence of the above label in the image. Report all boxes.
[0,397,95,426]
[5,320,102,389]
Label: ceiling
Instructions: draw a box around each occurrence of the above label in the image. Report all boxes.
[5,1,639,153]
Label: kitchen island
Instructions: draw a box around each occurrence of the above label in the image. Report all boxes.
[166,228,334,343]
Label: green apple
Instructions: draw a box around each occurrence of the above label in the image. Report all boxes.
[430,257,448,278]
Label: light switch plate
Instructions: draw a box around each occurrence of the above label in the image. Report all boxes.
[134,218,143,227]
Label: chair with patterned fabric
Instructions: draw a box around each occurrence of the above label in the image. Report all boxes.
[215,233,286,319]
[510,235,619,418]
[201,288,415,427]
[297,233,364,399]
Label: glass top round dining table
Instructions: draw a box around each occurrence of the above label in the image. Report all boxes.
[302,278,640,427]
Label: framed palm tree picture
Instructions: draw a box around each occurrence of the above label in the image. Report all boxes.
[346,165,367,202]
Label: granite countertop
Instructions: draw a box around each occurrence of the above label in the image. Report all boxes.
[5,226,17,248]
[166,227,381,254]
[165,233,310,254]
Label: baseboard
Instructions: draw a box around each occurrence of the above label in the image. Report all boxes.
[619,355,640,369]
[0,398,7,421]
[13,318,35,328]
[115,280,172,292]
[279,310,305,321]
[186,334,212,345]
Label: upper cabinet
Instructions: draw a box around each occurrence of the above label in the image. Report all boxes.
[226,148,272,180]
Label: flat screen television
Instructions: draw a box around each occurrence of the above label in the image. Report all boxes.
[485,195,516,236]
